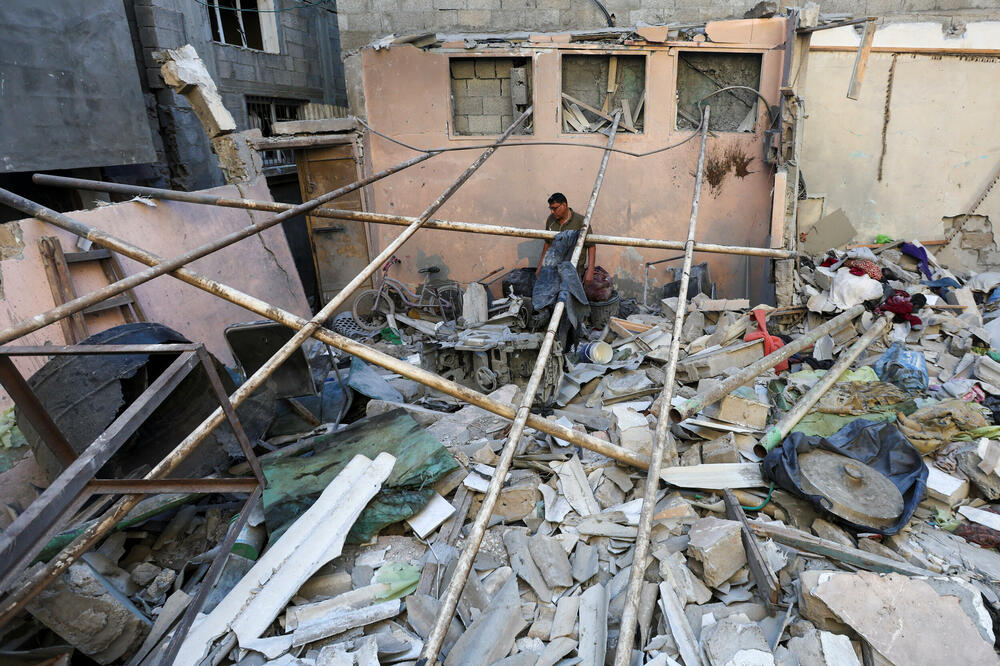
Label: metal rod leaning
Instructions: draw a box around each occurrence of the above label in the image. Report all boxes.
[0,150,439,346]
[0,110,532,629]
[670,303,867,423]
[615,106,711,666]
[33,174,797,260]
[419,111,622,665]
[754,314,891,457]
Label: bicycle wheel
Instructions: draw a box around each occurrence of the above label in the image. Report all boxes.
[436,284,464,322]
[352,289,395,331]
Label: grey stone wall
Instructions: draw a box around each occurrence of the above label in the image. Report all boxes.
[132,0,348,189]
[336,0,1000,53]
[450,58,532,134]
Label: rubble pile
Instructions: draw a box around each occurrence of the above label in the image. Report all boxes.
[10,239,1000,664]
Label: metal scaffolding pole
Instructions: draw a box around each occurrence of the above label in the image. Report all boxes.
[33,174,797,260]
[419,112,622,664]
[615,107,711,666]
[0,151,440,347]
[0,109,534,628]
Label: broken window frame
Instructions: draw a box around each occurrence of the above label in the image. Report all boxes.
[246,95,305,173]
[447,55,534,139]
[206,0,281,54]
[559,52,647,136]
[673,49,765,133]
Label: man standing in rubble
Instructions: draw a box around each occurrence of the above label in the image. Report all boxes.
[535,192,596,285]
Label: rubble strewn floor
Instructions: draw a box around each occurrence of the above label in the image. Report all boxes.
[8,240,1000,665]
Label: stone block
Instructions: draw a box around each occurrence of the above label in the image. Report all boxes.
[700,433,740,464]
[798,570,852,634]
[451,59,476,79]
[467,114,502,134]
[493,58,514,77]
[455,96,484,115]
[466,77,501,96]
[702,616,774,666]
[687,517,746,588]
[474,58,496,78]
[702,392,769,429]
[482,95,511,115]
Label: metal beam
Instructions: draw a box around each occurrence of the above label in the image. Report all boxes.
[0,356,77,468]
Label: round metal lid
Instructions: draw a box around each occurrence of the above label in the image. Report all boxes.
[798,450,904,529]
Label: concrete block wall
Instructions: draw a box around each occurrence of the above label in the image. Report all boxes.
[129,0,348,189]
[450,58,530,134]
[336,0,1000,53]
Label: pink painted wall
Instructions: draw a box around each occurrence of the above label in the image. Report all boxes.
[0,178,310,405]
[359,25,785,303]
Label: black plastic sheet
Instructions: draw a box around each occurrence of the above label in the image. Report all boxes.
[762,419,927,535]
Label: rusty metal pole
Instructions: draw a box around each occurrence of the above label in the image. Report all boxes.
[670,304,866,423]
[418,113,622,665]
[615,107,711,666]
[754,314,891,457]
[0,109,532,627]
[0,150,439,346]
[33,174,798,260]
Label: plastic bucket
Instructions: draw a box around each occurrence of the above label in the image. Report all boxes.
[578,340,612,364]
[588,292,620,330]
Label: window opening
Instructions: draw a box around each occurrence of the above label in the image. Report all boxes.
[561,54,645,134]
[449,58,533,136]
[208,0,268,51]
[247,96,303,171]
[675,52,763,132]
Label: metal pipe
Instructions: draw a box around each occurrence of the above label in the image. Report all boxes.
[0,150,438,347]
[0,111,535,626]
[33,174,797,260]
[419,112,622,665]
[753,314,891,458]
[669,304,866,423]
[614,107,711,666]
[0,174,652,630]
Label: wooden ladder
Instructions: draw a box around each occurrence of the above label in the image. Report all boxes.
[38,236,147,343]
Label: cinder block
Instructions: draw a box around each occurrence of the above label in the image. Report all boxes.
[474,58,496,78]
[450,59,476,79]
[453,115,469,134]
[457,9,492,25]
[466,77,501,96]
[467,114,502,134]
[687,517,746,588]
[455,96,484,115]
[482,95,510,114]
[700,433,740,464]
[493,58,514,77]
[450,78,468,97]
[466,0,501,8]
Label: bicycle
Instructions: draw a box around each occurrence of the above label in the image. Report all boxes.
[352,256,465,331]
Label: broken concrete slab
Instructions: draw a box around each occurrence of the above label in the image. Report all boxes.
[504,528,551,603]
[702,616,774,666]
[687,517,748,588]
[528,534,573,589]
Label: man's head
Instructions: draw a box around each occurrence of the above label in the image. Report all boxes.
[547,192,568,217]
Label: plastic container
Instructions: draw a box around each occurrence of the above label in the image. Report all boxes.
[588,292,620,330]
[578,340,613,364]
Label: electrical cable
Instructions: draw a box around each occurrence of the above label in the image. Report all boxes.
[589,0,615,27]
[356,86,777,159]
[741,482,775,511]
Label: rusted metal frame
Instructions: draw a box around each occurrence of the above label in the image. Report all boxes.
[37,236,89,343]
[85,478,258,494]
[0,344,202,355]
[160,484,262,666]
[0,350,201,595]
[0,356,77,468]
[0,109,533,628]
[194,346,266,487]
[419,111,622,665]
[615,106,710,666]
[754,314,891,457]
[0,150,439,348]
[670,303,866,423]
[33,174,798,260]
[797,16,872,33]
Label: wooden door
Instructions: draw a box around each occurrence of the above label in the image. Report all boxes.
[296,142,370,313]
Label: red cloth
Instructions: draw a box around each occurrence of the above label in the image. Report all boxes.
[744,309,788,373]
[843,258,883,280]
[820,256,837,268]
[874,289,922,327]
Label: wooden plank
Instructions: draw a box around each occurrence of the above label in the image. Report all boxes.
[632,90,645,126]
[619,99,636,132]
[722,490,780,611]
[63,248,112,263]
[562,102,589,132]
[602,55,618,113]
[106,254,147,322]
[81,292,134,315]
[568,102,591,128]
[749,520,936,577]
[561,93,638,133]
[847,18,878,100]
[37,236,88,343]
[661,463,767,489]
